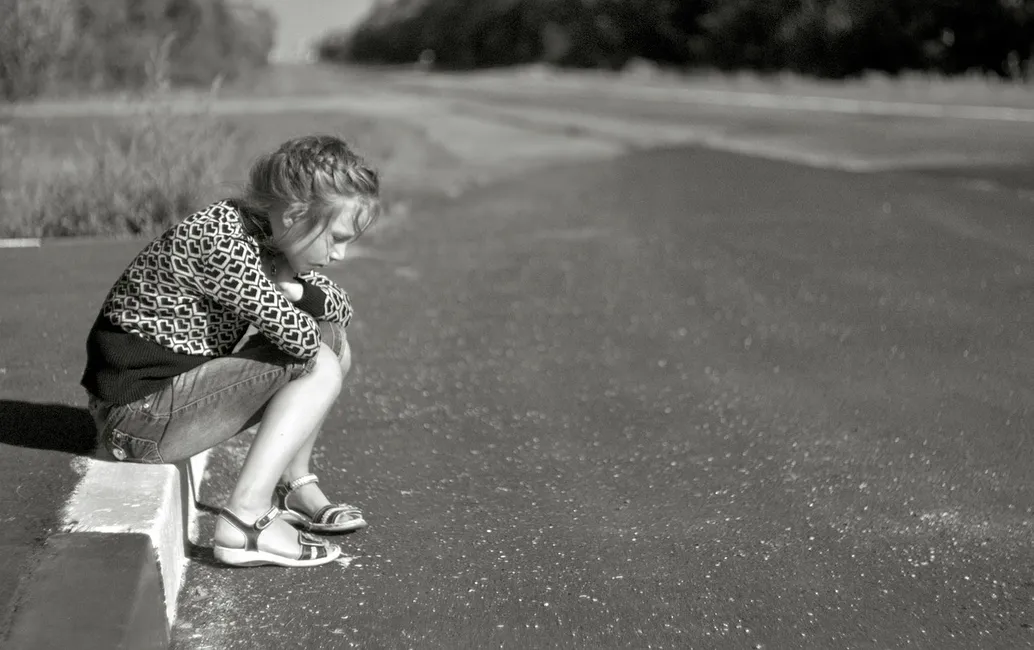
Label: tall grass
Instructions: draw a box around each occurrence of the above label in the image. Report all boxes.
[0,45,238,238]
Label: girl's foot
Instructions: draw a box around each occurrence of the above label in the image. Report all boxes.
[213,505,341,567]
[277,474,366,533]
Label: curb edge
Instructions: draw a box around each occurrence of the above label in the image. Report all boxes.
[6,450,209,649]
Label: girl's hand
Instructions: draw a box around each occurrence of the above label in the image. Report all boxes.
[264,254,304,302]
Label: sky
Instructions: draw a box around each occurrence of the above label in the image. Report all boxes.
[248,0,379,61]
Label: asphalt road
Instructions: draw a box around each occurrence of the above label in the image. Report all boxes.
[3,68,1034,647]
[163,147,1033,649]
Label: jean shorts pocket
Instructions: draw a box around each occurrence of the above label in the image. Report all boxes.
[107,428,164,464]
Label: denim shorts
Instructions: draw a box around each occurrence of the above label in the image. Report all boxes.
[86,320,349,464]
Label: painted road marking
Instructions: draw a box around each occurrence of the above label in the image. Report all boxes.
[0,239,41,248]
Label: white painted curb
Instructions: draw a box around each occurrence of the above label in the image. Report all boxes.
[62,450,210,628]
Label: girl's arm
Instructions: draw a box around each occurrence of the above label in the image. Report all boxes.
[295,270,354,326]
[193,239,323,360]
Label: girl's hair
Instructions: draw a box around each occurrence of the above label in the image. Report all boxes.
[239,135,381,250]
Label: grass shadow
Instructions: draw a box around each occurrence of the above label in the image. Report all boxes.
[0,400,96,455]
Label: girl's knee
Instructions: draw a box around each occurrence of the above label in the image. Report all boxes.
[317,320,351,376]
[308,344,344,393]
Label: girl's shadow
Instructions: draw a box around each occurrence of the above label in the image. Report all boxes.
[0,400,97,455]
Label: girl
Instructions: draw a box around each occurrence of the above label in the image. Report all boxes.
[81,134,381,568]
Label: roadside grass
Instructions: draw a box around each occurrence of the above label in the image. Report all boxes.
[0,102,453,239]
[1,102,232,238]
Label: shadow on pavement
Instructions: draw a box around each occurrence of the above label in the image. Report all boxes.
[186,541,220,567]
[0,401,96,455]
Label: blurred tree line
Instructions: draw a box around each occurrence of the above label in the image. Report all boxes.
[0,0,275,101]
[320,0,1034,79]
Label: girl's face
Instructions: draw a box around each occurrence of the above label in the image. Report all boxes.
[273,200,359,274]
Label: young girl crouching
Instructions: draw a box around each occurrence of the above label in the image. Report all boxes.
[81,135,380,567]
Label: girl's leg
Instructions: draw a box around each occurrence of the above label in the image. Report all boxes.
[215,344,343,556]
[281,333,353,515]
[91,324,351,559]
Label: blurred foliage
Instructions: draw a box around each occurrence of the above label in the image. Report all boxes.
[319,0,1034,79]
[0,0,275,101]
[0,28,238,238]
[0,95,237,237]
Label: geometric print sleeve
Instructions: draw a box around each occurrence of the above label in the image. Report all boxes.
[297,270,354,326]
[193,237,323,360]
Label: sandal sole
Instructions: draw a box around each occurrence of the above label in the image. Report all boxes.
[213,543,342,568]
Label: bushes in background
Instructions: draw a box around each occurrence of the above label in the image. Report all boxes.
[0,95,237,237]
[0,0,77,99]
[0,0,275,101]
[320,0,1034,79]
[0,11,239,238]
[695,0,1033,78]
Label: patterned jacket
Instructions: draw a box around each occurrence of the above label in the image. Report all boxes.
[81,200,353,405]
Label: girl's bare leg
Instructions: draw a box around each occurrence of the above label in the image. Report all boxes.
[282,338,353,515]
[215,344,343,556]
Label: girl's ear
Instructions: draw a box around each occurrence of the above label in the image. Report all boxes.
[282,210,296,229]
[282,204,308,229]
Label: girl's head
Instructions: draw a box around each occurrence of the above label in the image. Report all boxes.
[242,134,381,273]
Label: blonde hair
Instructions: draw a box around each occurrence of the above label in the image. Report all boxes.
[239,135,381,250]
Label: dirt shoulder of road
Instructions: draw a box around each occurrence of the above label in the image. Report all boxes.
[458,63,1034,108]
[205,62,1034,110]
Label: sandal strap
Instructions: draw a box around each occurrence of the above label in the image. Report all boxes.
[297,531,332,561]
[219,506,282,552]
[283,474,319,493]
[254,506,280,530]
[276,475,320,516]
[298,530,325,547]
[312,504,363,525]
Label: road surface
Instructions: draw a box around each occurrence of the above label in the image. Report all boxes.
[2,68,1032,648]
[172,146,1034,648]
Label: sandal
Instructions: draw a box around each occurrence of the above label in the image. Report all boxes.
[275,474,367,534]
[213,506,342,567]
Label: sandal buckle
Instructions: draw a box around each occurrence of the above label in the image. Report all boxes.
[255,506,280,530]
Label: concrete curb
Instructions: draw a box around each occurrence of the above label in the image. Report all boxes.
[5,533,170,650]
[5,451,209,649]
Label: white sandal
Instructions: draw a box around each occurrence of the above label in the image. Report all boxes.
[275,474,367,534]
[213,506,341,567]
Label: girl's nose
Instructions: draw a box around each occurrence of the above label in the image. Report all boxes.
[329,242,347,262]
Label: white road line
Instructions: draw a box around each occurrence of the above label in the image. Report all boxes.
[0,239,41,248]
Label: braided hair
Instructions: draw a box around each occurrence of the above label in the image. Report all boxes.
[239,135,381,252]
